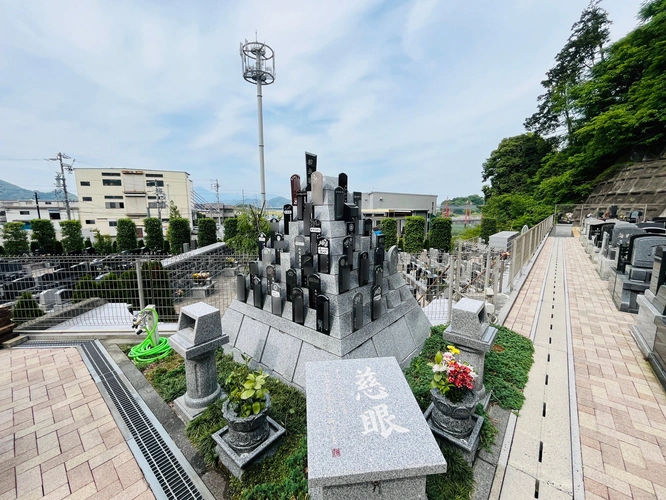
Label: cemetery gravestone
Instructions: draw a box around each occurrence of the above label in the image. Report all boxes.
[372,285,382,321]
[286,269,297,301]
[271,283,282,316]
[293,287,305,325]
[304,202,313,234]
[283,204,293,235]
[352,293,363,332]
[311,172,324,205]
[266,265,276,291]
[306,152,317,190]
[291,175,301,206]
[334,187,345,221]
[310,219,322,257]
[316,295,330,335]
[297,191,307,221]
[353,191,362,212]
[236,274,247,303]
[338,173,348,202]
[318,237,330,274]
[258,233,267,254]
[309,274,322,309]
[344,235,354,270]
[339,256,351,293]
[294,236,307,268]
[302,255,314,287]
[374,265,384,294]
[252,276,263,309]
[358,252,370,286]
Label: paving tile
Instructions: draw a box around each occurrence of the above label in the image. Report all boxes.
[66,461,94,492]
[42,463,68,495]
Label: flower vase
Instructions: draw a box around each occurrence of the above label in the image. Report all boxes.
[430,388,477,439]
[222,394,271,454]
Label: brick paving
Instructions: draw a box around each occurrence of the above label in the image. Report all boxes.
[0,347,155,500]
[504,236,666,499]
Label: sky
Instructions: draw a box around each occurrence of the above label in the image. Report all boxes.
[0,0,646,203]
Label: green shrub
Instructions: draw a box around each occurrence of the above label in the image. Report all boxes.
[380,218,398,248]
[168,218,191,255]
[479,217,497,243]
[224,217,239,241]
[430,217,452,252]
[60,220,84,254]
[12,292,44,322]
[404,216,426,253]
[72,275,99,303]
[197,218,217,248]
[144,218,164,252]
[116,218,138,252]
[2,222,29,255]
[30,219,57,254]
[141,261,176,321]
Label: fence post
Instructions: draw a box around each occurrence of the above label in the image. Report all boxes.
[136,260,145,310]
[456,240,462,301]
[484,249,491,293]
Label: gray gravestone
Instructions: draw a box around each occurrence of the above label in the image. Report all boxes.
[308,274,321,309]
[271,283,282,316]
[630,236,666,268]
[339,256,350,293]
[374,265,384,294]
[359,252,369,286]
[334,187,345,221]
[353,293,363,332]
[266,265,276,290]
[311,172,324,205]
[286,269,297,301]
[372,285,382,321]
[293,287,305,325]
[344,235,354,270]
[388,246,399,275]
[316,295,330,335]
[294,236,306,268]
[306,357,446,499]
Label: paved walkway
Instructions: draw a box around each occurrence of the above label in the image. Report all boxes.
[499,234,666,499]
[0,347,155,500]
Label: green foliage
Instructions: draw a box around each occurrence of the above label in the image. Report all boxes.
[98,273,122,302]
[169,200,181,219]
[93,229,113,255]
[197,218,217,248]
[12,292,44,322]
[225,207,269,254]
[30,219,57,254]
[476,404,498,452]
[223,217,239,241]
[116,218,138,252]
[141,261,176,321]
[224,355,269,418]
[455,225,482,242]
[380,218,398,248]
[430,217,452,252]
[0,246,5,255]
[2,222,29,255]
[482,194,553,231]
[444,194,484,207]
[426,445,475,500]
[163,240,171,253]
[404,216,426,253]
[143,218,164,252]
[479,217,497,244]
[72,275,99,303]
[120,271,140,309]
[398,237,404,250]
[485,325,535,410]
[168,218,191,255]
[60,220,84,254]
[112,241,118,253]
[84,237,93,248]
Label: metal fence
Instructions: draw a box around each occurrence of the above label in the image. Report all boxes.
[507,214,554,291]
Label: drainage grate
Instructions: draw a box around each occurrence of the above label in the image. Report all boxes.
[19,340,204,500]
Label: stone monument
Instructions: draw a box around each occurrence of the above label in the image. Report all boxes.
[631,246,666,360]
[168,302,229,422]
[306,357,446,499]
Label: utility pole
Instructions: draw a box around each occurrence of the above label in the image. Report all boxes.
[211,179,221,228]
[34,192,41,219]
[155,187,165,220]
[48,152,74,220]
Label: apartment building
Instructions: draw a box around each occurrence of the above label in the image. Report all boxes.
[361,191,438,234]
[74,168,193,238]
[0,199,78,238]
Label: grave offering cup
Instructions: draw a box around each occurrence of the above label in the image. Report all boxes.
[221,394,272,454]
[168,303,228,422]
[430,388,477,439]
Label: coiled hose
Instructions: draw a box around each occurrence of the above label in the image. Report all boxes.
[128,307,172,363]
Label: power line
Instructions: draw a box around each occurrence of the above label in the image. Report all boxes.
[46,152,75,220]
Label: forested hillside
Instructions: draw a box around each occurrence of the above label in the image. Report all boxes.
[480,0,666,229]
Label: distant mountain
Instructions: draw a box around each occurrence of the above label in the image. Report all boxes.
[193,186,288,207]
[0,179,77,201]
[267,196,290,208]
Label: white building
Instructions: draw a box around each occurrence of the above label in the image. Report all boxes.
[74,168,194,239]
[361,191,438,234]
[0,199,78,239]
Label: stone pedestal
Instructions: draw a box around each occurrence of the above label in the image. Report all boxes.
[168,302,229,422]
[630,291,665,358]
[306,357,446,500]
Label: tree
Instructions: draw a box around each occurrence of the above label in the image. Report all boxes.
[141,261,176,321]
[482,194,553,230]
[482,133,554,199]
[479,218,498,244]
[2,222,29,255]
[30,219,57,254]
[198,218,217,248]
[225,207,269,254]
[144,218,164,252]
[12,292,44,322]
[380,218,398,249]
[430,218,452,252]
[60,220,84,254]
[72,275,99,303]
[85,237,93,248]
[403,216,426,253]
[169,200,182,219]
[224,217,239,242]
[168,218,191,255]
[93,229,113,255]
[116,218,138,252]
[443,195,484,208]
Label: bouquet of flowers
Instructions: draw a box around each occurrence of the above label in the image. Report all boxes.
[192,272,210,281]
[429,345,478,403]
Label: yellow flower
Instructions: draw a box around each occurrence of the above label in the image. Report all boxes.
[447,345,460,355]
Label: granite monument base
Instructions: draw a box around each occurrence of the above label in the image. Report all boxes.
[630,291,665,358]
[309,477,425,500]
[610,270,649,313]
[597,255,615,281]
[212,416,285,479]
[424,404,484,465]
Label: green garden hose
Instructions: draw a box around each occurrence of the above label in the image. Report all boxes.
[128,307,172,363]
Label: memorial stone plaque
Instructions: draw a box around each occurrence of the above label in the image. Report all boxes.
[293,287,305,325]
[290,175,301,206]
[294,236,306,268]
[252,276,263,309]
[311,172,324,205]
[388,246,399,275]
[283,204,292,235]
[318,237,330,274]
[262,247,274,268]
[374,265,384,293]
[286,268,297,300]
[338,173,348,202]
[271,282,282,316]
[375,247,385,265]
[363,219,373,237]
[297,191,307,221]
[372,284,382,321]
[266,265,276,290]
[258,232,267,253]
[308,274,321,309]
[359,252,370,286]
[353,191,362,212]
[236,274,246,302]
[304,202,313,233]
[352,293,363,332]
[302,254,314,286]
[343,236,354,270]
[310,218,322,256]
[305,151,317,190]
[334,187,345,221]
[339,256,350,293]
[316,295,330,335]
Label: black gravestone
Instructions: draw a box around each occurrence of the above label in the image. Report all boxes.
[650,246,665,296]
[286,268,297,301]
[353,293,363,332]
[292,287,305,325]
[283,204,292,235]
[334,187,345,221]
[363,219,373,237]
[318,237,330,274]
[249,261,260,283]
[290,175,300,206]
[269,218,280,246]
[302,254,314,286]
[343,236,354,270]
[376,233,385,251]
[371,285,382,321]
[359,252,370,286]
[305,151,317,190]
[316,295,330,335]
[258,232,267,254]
[338,173,348,202]
[294,236,306,268]
[274,233,285,264]
[308,273,321,309]
[374,265,384,293]
[266,265,276,290]
[252,275,263,309]
[310,218,322,256]
[271,282,282,316]
[339,256,350,293]
[296,191,307,221]
[344,203,359,222]
[375,247,385,265]
[304,202,313,234]
[236,274,246,302]
[353,191,362,211]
